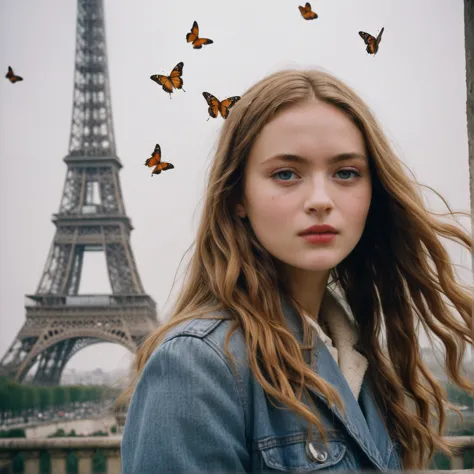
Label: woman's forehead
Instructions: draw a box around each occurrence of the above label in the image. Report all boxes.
[248,102,367,165]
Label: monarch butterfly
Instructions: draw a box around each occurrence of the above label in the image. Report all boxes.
[202,92,241,120]
[5,66,23,83]
[358,27,384,55]
[144,144,174,176]
[298,3,318,20]
[186,21,214,49]
[150,62,185,98]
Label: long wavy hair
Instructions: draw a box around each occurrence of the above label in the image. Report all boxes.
[119,68,473,470]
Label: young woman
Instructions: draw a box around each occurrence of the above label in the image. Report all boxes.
[120,68,473,473]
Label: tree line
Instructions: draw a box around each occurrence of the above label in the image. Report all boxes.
[445,381,474,410]
[0,376,120,423]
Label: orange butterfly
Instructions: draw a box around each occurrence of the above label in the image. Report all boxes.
[298,3,318,20]
[186,21,214,49]
[202,92,241,120]
[5,66,23,83]
[359,27,384,55]
[150,62,185,98]
[144,144,174,176]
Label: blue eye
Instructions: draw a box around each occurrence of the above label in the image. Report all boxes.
[336,169,360,180]
[273,170,296,181]
[271,169,361,183]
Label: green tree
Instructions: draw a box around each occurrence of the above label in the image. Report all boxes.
[7,381,25,418]
[0,379,9,422]
[69,385,82,409]
[23,385,40,421]
[38,386,52,412]
[52,386,68,410]
[446,382,474,409]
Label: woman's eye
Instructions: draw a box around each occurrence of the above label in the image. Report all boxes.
[272,170,297,181]
[271,168,361,182]
[336,169,360,180]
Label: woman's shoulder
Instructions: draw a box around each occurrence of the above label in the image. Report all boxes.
[161,311,233,343]
[145,310,250,381]
[161,310,245,347]
[123,312,253,472]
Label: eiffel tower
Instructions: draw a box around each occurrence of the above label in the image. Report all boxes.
[0,0,158,385]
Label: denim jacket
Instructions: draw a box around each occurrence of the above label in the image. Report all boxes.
[121,296,403,473]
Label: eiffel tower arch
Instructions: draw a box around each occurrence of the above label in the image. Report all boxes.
[0,0,158,385]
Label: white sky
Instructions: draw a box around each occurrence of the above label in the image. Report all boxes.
[0,0,471,374]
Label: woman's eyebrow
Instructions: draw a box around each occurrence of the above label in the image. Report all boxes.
[261,152,368,166]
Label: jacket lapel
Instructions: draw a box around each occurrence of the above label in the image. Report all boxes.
[282,292,393,471]
[357,373,396,469]
[311,338,391,471]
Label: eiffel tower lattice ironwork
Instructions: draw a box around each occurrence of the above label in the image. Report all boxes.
[0,0,158,385]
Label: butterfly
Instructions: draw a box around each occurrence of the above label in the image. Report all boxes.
[5,66,23,83]
[150,62,185,98]
[298,3,318,20]
[186,21,214,49]
[358,27,385,55]
[202,92,241,120]
[144,144,174,176]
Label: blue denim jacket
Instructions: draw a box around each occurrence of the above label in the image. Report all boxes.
[121,299,403,473]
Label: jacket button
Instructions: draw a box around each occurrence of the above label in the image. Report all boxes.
[306,442,328,463]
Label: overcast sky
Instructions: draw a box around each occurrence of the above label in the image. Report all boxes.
[0,0,471,377]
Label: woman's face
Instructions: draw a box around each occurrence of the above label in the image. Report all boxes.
[237,99,372,275]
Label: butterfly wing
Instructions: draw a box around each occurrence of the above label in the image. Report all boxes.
[299,3,317,20]
[219,96,241,119]
[145,144,161,167]
[376,27,384,46]
[6,66,23,83]
[152,143,161,156]
[359,31,376,54]
[186,21,199,43]
[202,92,220,118]
[169,62,184,89]
[152,162,175,175]
[304,10,318,20]
[150,74,174,93]
[192,38,214,49]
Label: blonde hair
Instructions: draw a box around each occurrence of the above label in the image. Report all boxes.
[119,68,473,470]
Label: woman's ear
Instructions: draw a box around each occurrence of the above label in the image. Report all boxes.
[236,203,247,218]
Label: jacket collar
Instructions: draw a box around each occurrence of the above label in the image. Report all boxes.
[281,290,394,471]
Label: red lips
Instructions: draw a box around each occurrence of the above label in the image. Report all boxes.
[298,224,338,236]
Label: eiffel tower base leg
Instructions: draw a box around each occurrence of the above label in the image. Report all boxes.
[0,298,156,385]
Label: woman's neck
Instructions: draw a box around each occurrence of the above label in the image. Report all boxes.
[280,265,330,322]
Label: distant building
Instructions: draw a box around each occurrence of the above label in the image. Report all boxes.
[60,367,129,388]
